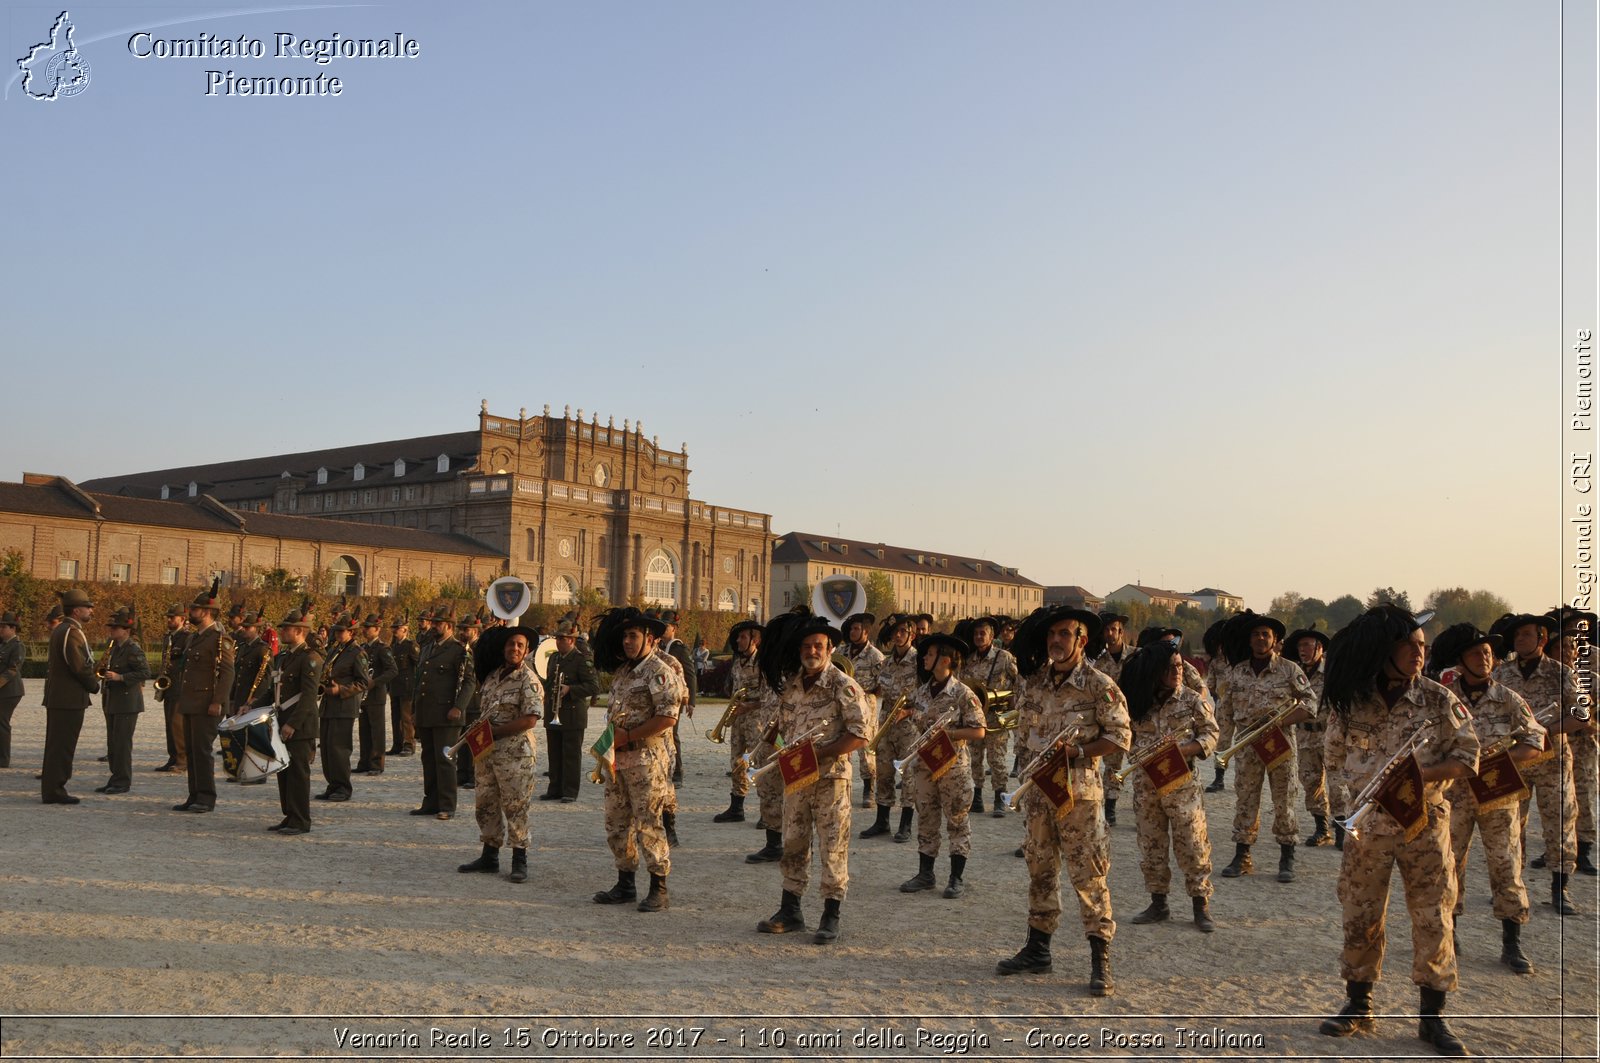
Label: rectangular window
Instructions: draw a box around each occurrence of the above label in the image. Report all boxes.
[161,566,180,585]
[110,563,131,583]
[404,486,418,501]
[526,529,538,561]
[58,559,79,579]
[597,535,608,568]
[380,581,394,596]
[362,490,374,504]
[469,481,487,494]
[390,488,400,502]
[489,478,509,492]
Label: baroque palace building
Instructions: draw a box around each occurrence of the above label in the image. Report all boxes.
[79,402,773,611]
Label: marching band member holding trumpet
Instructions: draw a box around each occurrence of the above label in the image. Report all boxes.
[861,615,921,842]
[317,615,371,803]
[897,633,985,899]
[1118,641,1219,932]
[1214,610,1315,884]
[95,608,150,796]
[1492,612,1587,913]
[840,612,883,809]
[258,610,322,835]
[1428,623,1543,975]
[754,613,868,945]
[962,616,1018,819]
[1319,606,1477,1056]
[712,619,766,824]
[540,622,600,804]
[458,627,543,884]
[996,607,1129,997]
[411,612,477,821]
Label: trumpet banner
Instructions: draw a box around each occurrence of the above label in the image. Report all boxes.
[1374,752,1427,841]
[778,738,820,793]
[464,718,495,761]
[915,729,959,782]
[1468,747,1529,813]
[1029,747,1075,818]
[1139,740,1191,797]
[1247,724,1293,772]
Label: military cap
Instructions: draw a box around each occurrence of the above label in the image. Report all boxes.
[189,584,221,612]
[329,613,355,632]
[227,602,245,621]
[45,603,63,622]
[238,611,261,627]
[0,611,19,628]
[842,612,876,633]
[1136,625,1184,648]
[390,616,408,629]
[59,588,95,610]
[1285,627,1329,651]
[1236,610,1286,640]
[106,608,136,629]
[433,612,456,627]
[621,611,667,638]
[654,608,681,626]
[361,613,384,627]
[1430,623,1501,669]
[461,614,482,631]
[793,615,843,645]
[277,610,310,629]
[911,612,935,625]
[917,632,971,660]
[553,620,582,639]
[969,615,1002,633]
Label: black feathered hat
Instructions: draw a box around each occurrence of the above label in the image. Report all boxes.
[1202,618,1228,658]
[1119,642,1183,724]
[474,625,535,684]
[725,619,763,652]
[1009,606,1102,679]
[755,608,813,693]
[842,612,876,638]
[1285,628,1330,652]
[1323,605,1420,717]
[1220,610,1286,666]
[915,632,971,682]
[878,613,913,644]
[1548,605,1598,634]
[1098,610,1131,626]
[1136,625,1183,649]
[1499,613,1556,643]
[589,607,667,672]
[1427,623,1500,675]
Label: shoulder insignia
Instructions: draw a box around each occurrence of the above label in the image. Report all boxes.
[1448,697,1471,727]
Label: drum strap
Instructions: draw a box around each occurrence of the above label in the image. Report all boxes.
[278,694,301,710]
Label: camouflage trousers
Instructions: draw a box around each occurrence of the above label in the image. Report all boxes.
[1101,748,1126,799]
[1337,807,1457,991]
[908,758,974,858]
[1518,744,1577,875]
[781,776,853,902]
[856,707,877,795]
[474,734,536,850]
[753,739,784,827]
[1573,732,1598,845]
[603,743,672,876]
[1446,781,1528,923]
[1297,724,1330,818]
[1231,736,1300,846]
[969,729,1010,795]
[1023,789,1114,940]
[1132,771,1212,898]
[873,719,919,808]
[728,712,763,798]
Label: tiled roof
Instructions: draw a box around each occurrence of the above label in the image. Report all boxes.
[772,531,1040,587]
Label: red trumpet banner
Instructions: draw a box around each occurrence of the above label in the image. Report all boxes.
[1374,753,1427,841]
[1249,725,1293,772]
[778,739,820,793]
[915,729,959,782]
[1139,740,1192,797]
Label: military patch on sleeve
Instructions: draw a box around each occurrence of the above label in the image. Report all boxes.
[651,673,668,691]
[1293,672,1310,692]
[1448,697,1471,727]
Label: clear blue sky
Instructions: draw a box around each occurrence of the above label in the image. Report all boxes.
[1,1,1561,612]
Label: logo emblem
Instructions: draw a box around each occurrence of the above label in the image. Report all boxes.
[818,577,862,623]
[486,576,531,620]
[18,11,91,101]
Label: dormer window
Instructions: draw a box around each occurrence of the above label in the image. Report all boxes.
[394,459,406,477]
[188,481,198,497]
[353,463,365,481]
[160,485,170,500]
[317,467,328,485]
[437,454,449,473]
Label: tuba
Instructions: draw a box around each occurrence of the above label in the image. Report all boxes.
[706,685,754,743]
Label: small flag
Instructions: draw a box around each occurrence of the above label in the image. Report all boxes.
[1138,739,1192,797]
[1248,724,1293,772]
[464,719,495,761]
[589,722,615,783]
[778,738,820,793]
[1375,752,1428,841]
[1029,746,1075,817]
[915,729,960,782]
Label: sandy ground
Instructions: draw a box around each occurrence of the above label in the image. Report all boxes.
[0,692,1596,1062]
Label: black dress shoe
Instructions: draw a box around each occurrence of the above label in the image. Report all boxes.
[266,820,289,832]
[314,792,332,801]
[538,793,562,801]
[386,747,404,756]
[326,792,350,802]
[365,769,384,776]
[94,785,129,794]
[278,826,308,836]
[409,807,438,816]
[561,797,576,803]
[187,805,213,813]
[154,761,177,772]
[172,802,196,811]
[44,795,81,805]
[97,755,109,762]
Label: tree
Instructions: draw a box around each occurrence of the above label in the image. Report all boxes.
[1269,591,1305,618]
[255,567,300,592]
[1327,595,1364,629]
[1365,586,1413,612]
[1424,586,1513,633]
[1293,597,1330,632]
[863,571,896,619]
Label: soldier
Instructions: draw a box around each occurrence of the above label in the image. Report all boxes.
[154,604,189,774]
[540,621,600,803]
[1093,611,1135,825]
[996,606,1130,996]
[387,617,419,757]
[590,608,683,913]
[94,608,150,795]
[0,611,25,768]
[713,619,766,823]
[455,614,483,791]
[1494,612,1586,914]
[656,609,698,784]
[1549,606,1599,875]
[227,613,272,783]
[898,633,985,898]
[172,584,235,813]
[356,615,397,776]
[458,627,543,884]
[257,610,321,835]
[1202,619,1229,794]
[1318,606,1477,1057]
[1119,642,1220,932]
[42,590,98,804]
[840,612,884,808]
[1214,611,1314,884]
[754,614,869,945]
[411,612,476,820]
[1288,628,1337,847]
[317,615,371,802]
[861,614,922,842]
[964,616,1020,818]
[1430,623,1543,975]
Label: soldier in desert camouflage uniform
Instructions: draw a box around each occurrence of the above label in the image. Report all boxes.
[1550,606,1599,875]
[1288,628,1338,847]
[713,620,767,825]
[996,607,1130,997]
[839,613,883,808]
[898,633,985,898]
[1318,606,1477,1058]
[962,616,1019,818]
[861,614,921,842]
[1092,612,1135,824]
[458,628,543,884]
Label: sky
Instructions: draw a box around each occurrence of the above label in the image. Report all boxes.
[0,1,1574,613]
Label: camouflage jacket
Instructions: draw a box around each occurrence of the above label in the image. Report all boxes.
[908,675,984,772]
[1218,653,1313,735]
[1015,659,1131,802]
[775,664,869,780]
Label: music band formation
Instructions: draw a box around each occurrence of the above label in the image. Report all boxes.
[4,581,1595,1058]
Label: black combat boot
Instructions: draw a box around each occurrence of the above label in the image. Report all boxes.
[1277,843,1296,883]
[893,807,914,843]
[458,844,499,874]
[746,829,782,863]
[1417,986,1468,1056]
[971,792,985,814]
[1305,814,1333,847]
[593,870,637,904]
[1220,843,1253,878]
[901,852,937,893]
[1087,935,1114,996]
[1334,820,1346,850]
[1206,766,1226,793]
[713,794,745,823]
[993,789,1007,818]
[638,873,669,912]
[1319,981,1375,1036]
[1553,872,1579,915]
[757,889,805,934]
[1500,918,1532,974]
[1531,851,1548,869]
[508,848,527,884]
[996,927,1052,975]
[1130,894,1169,924]
[860,805,892,838]
[814,897,841,944]
[861,777,873,809]
[943,854,966,898]
[1192,896,1215,933]
[1579,840,1598,876]
[662,811,679,848]
[1104,797,1117,825]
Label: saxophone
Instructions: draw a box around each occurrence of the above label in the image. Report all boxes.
[242,641,271,706]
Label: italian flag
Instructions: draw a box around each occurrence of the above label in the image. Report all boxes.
[589,723,615,783]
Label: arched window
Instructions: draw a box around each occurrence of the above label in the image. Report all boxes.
[327,555,361,595]
[717,588,738,612]
[550,575,575,606]
[643,550,678,607]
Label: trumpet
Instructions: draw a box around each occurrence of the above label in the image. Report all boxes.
[1112,727,1193,784]
[891,710,957,784]
[746,723,830,784]
[1339,727,1433,842]
[1001,722,1085,811]
[706,686,754,743]
[1214,702,1298,769]
[865,693,911,754]
[94,644,112,679]
[991,706,1021,731]
[153,675,172,693]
